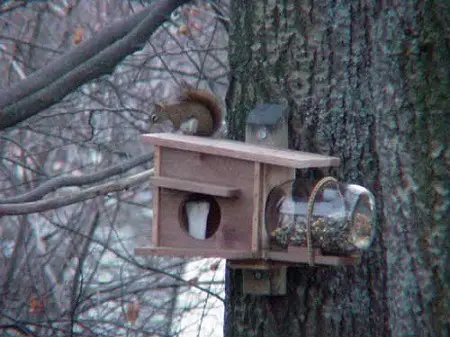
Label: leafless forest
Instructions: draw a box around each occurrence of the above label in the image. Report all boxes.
[0,1,228,336]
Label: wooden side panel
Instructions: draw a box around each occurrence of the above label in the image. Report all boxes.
[263,165,295,194]
[261,164,295,248]
[152,146,161,247]
[156,148,255,252]
[251,162,262,252]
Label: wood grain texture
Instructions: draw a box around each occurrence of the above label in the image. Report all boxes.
[142,133,339,169]
[152,146,161,247]
[262,164,295,241]
[135,247,258,259]
[151,176,240,197]
[267,247,359,266]
[225,1,449,337]
[155,148,255,252]
[251,162,262,252]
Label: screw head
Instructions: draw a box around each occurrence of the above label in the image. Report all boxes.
[256,127,268,140]
[254,271,263,280]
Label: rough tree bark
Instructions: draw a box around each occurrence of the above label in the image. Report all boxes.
[225,1,448,337]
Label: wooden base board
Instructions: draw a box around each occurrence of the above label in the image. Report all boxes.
[267,246,360,266]
[136,246,359,266]
[135,246,258,259]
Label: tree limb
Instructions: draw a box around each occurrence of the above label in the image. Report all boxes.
[70,208,100,319]
[0,323,39,337]
[1,216,27,304]
[43,215,225,303]
[0,0,190,130]
[0,169,154,215]
[0,6,151,108]
[0,153,153,204]
[0,1,28,15]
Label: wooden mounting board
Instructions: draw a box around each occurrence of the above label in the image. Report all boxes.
[142,133,340,169]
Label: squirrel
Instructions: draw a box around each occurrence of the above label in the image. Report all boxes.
[149,83,224,137]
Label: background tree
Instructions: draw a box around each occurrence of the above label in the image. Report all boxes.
[0,1,228,336]
[225,1,448,337]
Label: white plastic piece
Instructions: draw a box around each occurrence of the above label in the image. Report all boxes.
[186,201,211,240]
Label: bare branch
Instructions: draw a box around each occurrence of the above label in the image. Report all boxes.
[30,215,65,312]
[0,1,28,14]
[70,208,99,317]
[0,153,153,204]
[0,7,147,108]
[0,34,63,54]
[0,169,153,215]
[43,216,225,303]
[1,216,27,302]
[0,0,190,130]
[0,322,40,337]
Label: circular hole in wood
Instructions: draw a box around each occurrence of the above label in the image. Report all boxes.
[179,193,221,240]
[265,179,314,234]
[264,186,285,235]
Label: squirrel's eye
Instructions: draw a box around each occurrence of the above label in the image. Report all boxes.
[171,11,181,21]
[150,114,159,123]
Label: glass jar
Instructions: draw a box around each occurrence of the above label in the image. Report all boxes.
[265,177,376,254]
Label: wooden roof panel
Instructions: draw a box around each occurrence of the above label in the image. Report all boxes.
[142,133,339,169]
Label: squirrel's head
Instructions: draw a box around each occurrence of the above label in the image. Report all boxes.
[148,103,176,133]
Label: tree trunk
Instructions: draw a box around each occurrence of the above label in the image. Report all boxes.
[225,1,449,337]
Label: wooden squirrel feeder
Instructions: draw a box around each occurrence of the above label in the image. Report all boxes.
[137,105,376,294]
